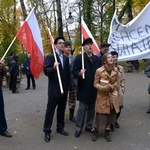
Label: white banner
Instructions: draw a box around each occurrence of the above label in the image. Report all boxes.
[108,2,150,62]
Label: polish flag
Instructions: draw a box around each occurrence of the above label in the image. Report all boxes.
[81,19,100,54]
[16,8,44,79]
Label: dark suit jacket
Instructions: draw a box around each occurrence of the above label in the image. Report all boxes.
[44,52,71,98]
[10,61,19,76]
[73,53,101,104]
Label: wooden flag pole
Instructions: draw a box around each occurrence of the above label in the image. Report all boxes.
[81,18,85,79]
[47,27,64,94]
[1,36,16,60]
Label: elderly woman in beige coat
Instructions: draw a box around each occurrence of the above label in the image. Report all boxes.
[91,53,119,142]
[110,51,125,132]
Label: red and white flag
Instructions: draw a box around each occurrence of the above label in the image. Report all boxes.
[81,18,100,54]
[16,8,44,79]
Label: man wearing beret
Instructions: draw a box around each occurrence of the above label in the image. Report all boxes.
[0,60,12,137]
[63,41,77,122]
[97,42,111,58]
[73,38,101,138]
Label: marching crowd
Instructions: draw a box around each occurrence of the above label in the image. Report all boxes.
[0,37,126,143]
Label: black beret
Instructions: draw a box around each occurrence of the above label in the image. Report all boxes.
[100,42,111,47]
[82,38,93,46]
[54,37,65,44]
[13,56,19,60]
[64,41,71,46]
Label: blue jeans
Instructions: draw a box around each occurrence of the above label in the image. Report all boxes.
[76,101,95,132]
[0,89,7,133]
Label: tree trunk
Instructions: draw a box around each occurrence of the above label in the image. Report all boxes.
[127,0,133,22]
[19,0,27,20]
[56,0,63,37]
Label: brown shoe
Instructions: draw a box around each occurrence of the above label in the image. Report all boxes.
[91,128,98,142]
[0,131,12,137]
[104,130,111,142]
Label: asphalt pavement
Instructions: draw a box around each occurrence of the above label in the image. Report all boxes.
[1,72,150,150]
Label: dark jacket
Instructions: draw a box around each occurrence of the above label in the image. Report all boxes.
[10,60,19,76]
[73,53,101,104]
[0,65,7,89]
[23,58,32,75]
[44,52,71,98]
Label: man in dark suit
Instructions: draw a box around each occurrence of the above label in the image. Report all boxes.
[43,37,71,142]
[73,38,101,138]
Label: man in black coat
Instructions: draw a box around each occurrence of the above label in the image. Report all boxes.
[10,56,19,94]
[43,37,71,142]
[73,38,101,138]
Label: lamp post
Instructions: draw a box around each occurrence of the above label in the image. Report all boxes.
[67,2,82,46]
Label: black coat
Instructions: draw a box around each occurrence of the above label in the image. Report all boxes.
[44,52,71,98]
[10,61,19,76]
[73,53,101,104]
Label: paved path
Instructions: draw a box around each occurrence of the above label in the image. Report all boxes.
[1,72,150,150]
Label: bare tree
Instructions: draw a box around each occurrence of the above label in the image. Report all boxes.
[56,0,63,37]
[19,0,27,20]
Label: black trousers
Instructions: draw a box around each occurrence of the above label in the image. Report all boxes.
[11,76,17,93]
[43,96,67,134]
[26,75,36,88]
[0,89,7,133]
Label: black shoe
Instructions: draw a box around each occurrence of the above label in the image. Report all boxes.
[57,129,68,136]
[12,91,19,94]
[69,116,76,122]
[33,87,36,90]
[110,124,114,132]
[74,131,81,138]
[44,133,51,142]
[25,88,30,90]
[115,122,120,128]
[147,109,150,113]
[85,128,92,133]
[0,131,12,137]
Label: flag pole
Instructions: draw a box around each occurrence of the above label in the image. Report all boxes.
[47,27,64,94]
[1,36,16,60]
[81,17,85,79]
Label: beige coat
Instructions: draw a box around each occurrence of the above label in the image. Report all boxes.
[117,65,125,106]
[94,66,119,114]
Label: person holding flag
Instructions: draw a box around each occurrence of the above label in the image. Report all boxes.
[43,37,71,142]
[0,60,12,138]
[73,38,101,138]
